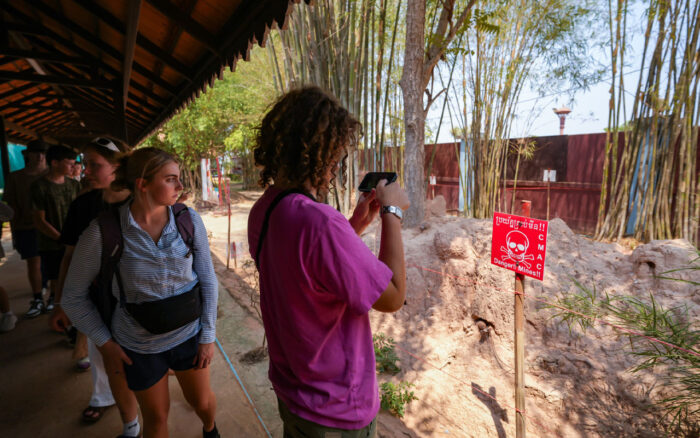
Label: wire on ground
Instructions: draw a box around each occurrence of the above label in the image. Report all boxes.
[215,338,273,438]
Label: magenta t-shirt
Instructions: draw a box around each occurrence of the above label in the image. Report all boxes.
[248,188,393,429]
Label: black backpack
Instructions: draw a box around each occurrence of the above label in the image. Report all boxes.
[88,203,195,326]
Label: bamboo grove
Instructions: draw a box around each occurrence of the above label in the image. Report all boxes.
[267,0,406,213]
[147,0,698,245]
[266,0,599,220]
[596,0,700,244]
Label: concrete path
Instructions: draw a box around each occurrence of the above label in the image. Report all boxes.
[0,227,278,437]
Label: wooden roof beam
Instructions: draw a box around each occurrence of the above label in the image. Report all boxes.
[4,118,58,143]
[72,0,192,80]
[145,0,221,56]
[0,82,39,101]
[0,91,57,115]
[20,110,73,131]
[0,71,113,89]
[43,57,165,112]
[0,48,99,68]
[115,0,143,142]
[2,103,111,114]
[3,1,178,97]
[3,3,171,107]
[25,111,74,131]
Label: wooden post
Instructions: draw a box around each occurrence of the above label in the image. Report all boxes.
[0,116,9,184]
[546,180,551,221]
[515,199,530,437]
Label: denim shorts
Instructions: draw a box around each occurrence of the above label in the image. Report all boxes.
[122,335,198,391]
[12,229,39,260]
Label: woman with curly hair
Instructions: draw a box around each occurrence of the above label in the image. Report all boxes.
[248,86,410,437]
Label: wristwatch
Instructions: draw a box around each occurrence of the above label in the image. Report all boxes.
[381,205,403,220]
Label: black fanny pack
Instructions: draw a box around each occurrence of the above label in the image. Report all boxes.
[121,282,202,335]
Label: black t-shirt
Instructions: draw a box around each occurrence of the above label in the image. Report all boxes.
[60,189,131,246]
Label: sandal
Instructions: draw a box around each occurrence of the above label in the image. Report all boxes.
[82,405,111,424]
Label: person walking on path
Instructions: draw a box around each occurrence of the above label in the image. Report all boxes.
[0,201,18,332]
[248,86,410,437]
[62,147,220,438]
[49,137,140,435]
[2,139,48,318]
[30,144,80,316]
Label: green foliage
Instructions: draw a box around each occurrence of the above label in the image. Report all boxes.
[142,47,277,188]
[380,381,418,418]
[547,272,700,435]
[373,333,401,375]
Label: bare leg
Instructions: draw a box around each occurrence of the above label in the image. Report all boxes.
[0,286,10,313]
[174,367,216,431]
[134,374,170,438]
[106,365,140,424]
[26,256,41,295]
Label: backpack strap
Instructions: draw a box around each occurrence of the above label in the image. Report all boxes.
[172,203,195,257]
[255,189,315,271]
[97,209,127,308]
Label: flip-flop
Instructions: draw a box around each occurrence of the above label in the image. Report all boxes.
[82,405,111,424]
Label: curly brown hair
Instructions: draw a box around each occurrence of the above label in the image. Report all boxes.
[253,86,362,194]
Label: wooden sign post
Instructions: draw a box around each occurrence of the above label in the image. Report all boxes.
[514,200,530,438]
[491,200,549,438]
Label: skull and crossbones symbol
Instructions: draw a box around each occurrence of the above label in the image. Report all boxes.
[500,230,534,268]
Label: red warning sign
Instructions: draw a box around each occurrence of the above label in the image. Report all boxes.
[491,212,548,281]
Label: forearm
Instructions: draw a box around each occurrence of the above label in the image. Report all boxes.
[192,210,218,343]
[55,246,75,303]
[34,217,61,240]
[377,214,406,300]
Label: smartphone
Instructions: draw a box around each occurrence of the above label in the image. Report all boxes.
[358,172,398,192]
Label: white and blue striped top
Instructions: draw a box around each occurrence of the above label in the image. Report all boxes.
[62,203,218,354]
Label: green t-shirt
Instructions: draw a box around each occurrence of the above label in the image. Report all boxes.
[30,177,81,252]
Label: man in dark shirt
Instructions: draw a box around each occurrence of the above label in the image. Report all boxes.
[30,145,80,315]
[2,140,48,318]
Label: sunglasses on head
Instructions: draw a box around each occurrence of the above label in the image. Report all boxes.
[92,137,120,152]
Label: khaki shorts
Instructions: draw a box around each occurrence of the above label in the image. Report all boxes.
[277,398,377,438]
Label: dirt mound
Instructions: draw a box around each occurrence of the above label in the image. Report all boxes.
[360,215,698,437]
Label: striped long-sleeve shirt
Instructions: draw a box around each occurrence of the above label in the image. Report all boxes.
[62,203,218,354]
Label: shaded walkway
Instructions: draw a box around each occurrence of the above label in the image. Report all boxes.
[0,230,274,437]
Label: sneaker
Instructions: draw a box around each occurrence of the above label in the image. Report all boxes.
[45,296,55,312]
[203,424,220,438]
[25,299,45,318]
[76,357,91,371]
[0,312,17,332]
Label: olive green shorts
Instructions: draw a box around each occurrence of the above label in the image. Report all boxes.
[277,398,377,438]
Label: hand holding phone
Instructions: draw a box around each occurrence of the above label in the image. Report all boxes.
[358,172,397,192]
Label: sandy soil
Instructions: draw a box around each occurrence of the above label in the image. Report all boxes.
[198,192,699,438]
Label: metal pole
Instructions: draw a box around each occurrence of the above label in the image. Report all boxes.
[226,178,231,270]
[515,199,530,438]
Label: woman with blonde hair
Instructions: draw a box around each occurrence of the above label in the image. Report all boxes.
[63,147,220,438]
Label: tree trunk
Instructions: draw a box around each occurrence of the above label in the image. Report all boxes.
[399,0,426,227]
